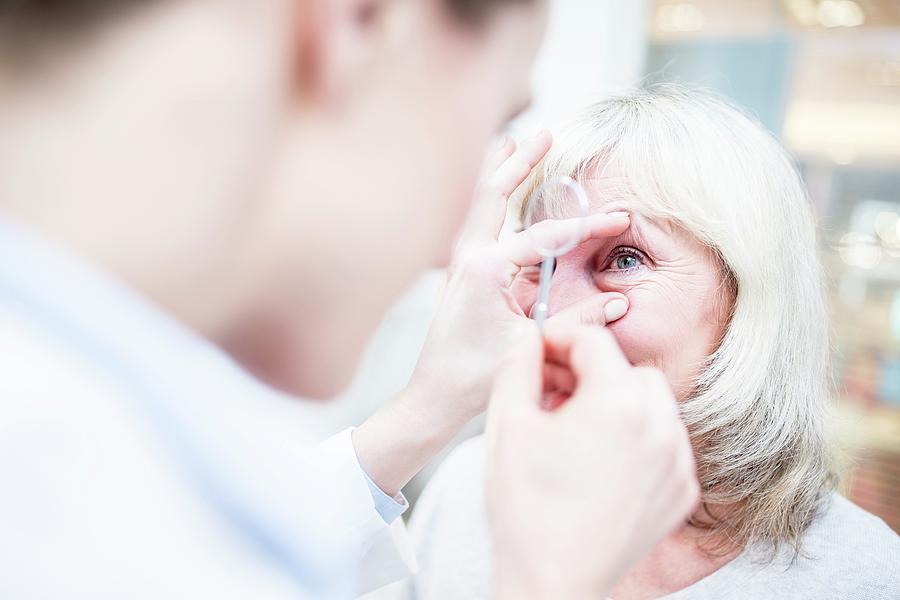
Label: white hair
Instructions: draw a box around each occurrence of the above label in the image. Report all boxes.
[519,85,835,553]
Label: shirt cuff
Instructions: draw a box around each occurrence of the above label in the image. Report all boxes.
[350,428,409,525]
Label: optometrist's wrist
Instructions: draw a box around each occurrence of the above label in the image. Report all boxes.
[405,361,486,424]
[353,380,472,498]
[392,375,477,455]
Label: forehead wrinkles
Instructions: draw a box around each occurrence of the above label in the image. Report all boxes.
[582,175,675,237]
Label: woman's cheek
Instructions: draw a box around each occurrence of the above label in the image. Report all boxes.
[605,291,678,368]
[606,308,654,366]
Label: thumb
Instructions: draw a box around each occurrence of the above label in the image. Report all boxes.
[486,323,544,426]
[545,293,629,328]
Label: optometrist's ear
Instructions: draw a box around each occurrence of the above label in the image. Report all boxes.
[295,0,399,104]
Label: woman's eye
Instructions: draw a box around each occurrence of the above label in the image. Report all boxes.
[603,247,647,272]
[615,255,640,270]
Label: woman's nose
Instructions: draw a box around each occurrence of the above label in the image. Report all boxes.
[545,262,629,325]
[545,265,599,318]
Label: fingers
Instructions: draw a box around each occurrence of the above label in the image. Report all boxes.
[635,367,700,517]
[456,130,553,255]
[487,129,552,198]
[539,389,571,412]
[545,293,629,328]
[481,134,517,177]
[500,212,630,268]
[542,361,576,395]
[509,267,540,314]
[542,325,630,387]
[487,325,544,424]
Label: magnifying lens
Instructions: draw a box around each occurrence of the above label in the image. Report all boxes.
[523,175,590,332]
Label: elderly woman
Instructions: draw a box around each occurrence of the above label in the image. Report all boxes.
[373,87,900,600]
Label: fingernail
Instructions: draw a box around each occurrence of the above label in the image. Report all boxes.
[608,211,630,219]
[532,124,547,137]
[604,298,628,323]
[496,134,511,149]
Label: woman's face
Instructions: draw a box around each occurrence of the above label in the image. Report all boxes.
[523,176,732,399]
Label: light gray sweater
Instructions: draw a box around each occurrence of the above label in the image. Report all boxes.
[365,436,900,600]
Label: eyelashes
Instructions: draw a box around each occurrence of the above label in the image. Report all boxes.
[599,245,650,274]
[514,245,652,286]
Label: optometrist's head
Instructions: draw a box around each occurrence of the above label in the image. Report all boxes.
[0,0,548,396]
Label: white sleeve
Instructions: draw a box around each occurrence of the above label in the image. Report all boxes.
[361,436,494,600]
[309,428,418,596]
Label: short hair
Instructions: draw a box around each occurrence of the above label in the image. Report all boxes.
[444,0,535,25]
[0,0,536,61]
[518,85,835,555]
[0,0,534,32]
[0,0,149,59]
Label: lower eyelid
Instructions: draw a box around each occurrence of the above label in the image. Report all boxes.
[600,257,647,275]
[605,257,640,271]
[607,267,642,276]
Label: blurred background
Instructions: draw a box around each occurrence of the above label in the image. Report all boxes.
[302,0,900,532]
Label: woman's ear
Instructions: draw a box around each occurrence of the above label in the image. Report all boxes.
[293,0,392,106]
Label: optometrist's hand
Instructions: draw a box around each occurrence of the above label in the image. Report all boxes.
[418,130,632,411]
[487,325,700,600]
[353,131,631,496]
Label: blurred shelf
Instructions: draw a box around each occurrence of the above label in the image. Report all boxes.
[834,402,900,532]
[834,401,900,452]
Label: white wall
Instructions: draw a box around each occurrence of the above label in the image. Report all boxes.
[516,0,650,133]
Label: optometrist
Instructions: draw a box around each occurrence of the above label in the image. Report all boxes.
[0,0,698,599]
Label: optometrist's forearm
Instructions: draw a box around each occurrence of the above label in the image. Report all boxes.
[352,379,472,498]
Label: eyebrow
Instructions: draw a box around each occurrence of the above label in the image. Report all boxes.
[585,193,664,226]
[633,211,674,236]
[615,215,658,250]
[584,189,675,237]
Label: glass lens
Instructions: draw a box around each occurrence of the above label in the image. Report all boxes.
[523,176,590,257]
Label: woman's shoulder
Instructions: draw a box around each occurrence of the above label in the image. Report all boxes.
[757,493,900,598]
[405,435,494,600]
[436,434,488,476]
[409,435,488,530]
[808,492,899,556]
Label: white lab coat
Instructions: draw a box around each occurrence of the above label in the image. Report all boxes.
[0,217,416,598]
